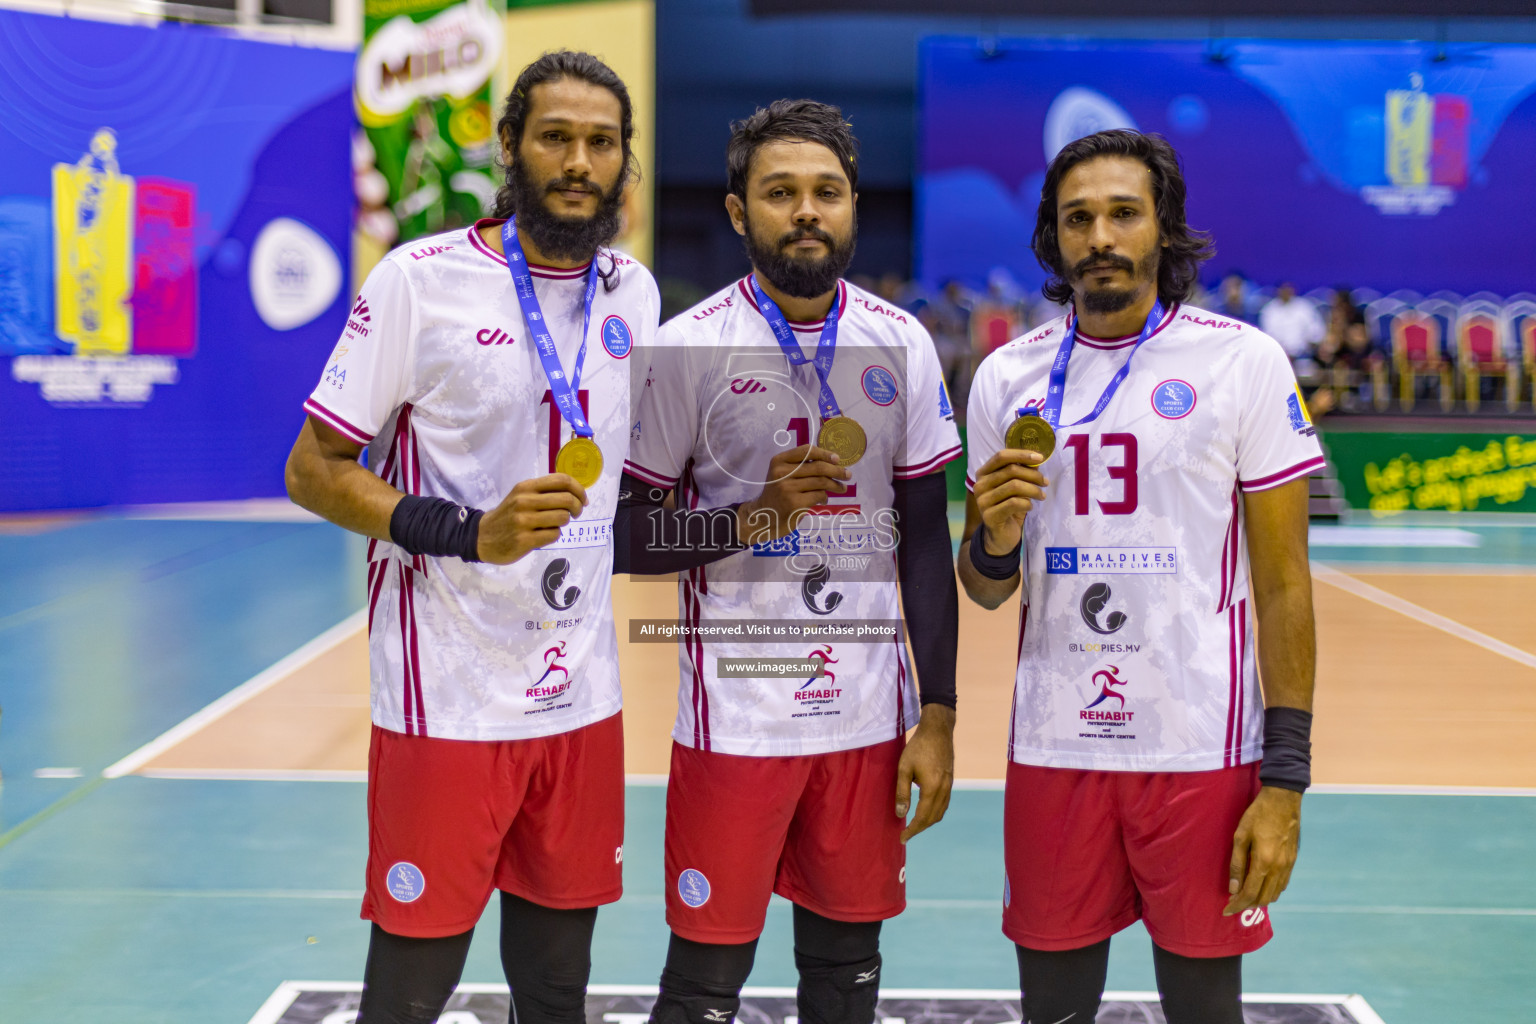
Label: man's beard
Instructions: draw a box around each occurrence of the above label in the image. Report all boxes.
[1069,248,1160,315]
[508,157,625,263]
[743,214,857,300]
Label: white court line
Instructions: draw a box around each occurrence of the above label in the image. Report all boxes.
[1311,783,1536,796]
[247,982,1380,1024]
[138,768,369,782]
[102,611,365,779]
[1313,562,1536,671]
[1310,525,1479,547]
[118,498,323,523]
[135,770,1536,796]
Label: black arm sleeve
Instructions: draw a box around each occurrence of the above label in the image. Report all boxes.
[613,470,748,575]
[892,470,959,709]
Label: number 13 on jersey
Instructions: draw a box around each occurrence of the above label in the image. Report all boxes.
[1063,433,1138,516]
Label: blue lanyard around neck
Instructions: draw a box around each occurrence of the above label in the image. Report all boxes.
[501,216,599,438]
[749,274,844,422]
[1039,298,1166,430]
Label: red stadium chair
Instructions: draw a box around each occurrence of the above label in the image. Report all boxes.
[1509,300,1536,409]
[1455,306,1516,412]
[1390,309,1453,411]
[970,301,1021,357]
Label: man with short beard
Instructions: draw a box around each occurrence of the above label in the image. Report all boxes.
[285,51,658,1024]
[615,99,961,1024]
[958,130,1322,1023]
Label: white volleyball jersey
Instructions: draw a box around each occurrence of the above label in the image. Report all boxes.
[303,219,658,741]
[965,304,1325,772]
[626,276,962,756]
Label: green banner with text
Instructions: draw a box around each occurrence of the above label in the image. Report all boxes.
[1322,429,1536,514]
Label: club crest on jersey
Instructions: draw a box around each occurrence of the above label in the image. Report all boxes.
[1151,379,1197,419]
[862,365,899,406]
[1287,384,1316,437]
[602,315,632,358]
[387,862,426,903]
[678,868,711,908]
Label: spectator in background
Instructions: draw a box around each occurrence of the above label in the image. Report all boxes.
[1314,287,1383,413]
[1259,282,1325,369]
[1213,270,1259,324]
[922,279,974,411]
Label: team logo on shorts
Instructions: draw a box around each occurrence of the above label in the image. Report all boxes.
[1151,379,1197,419]
[678,868,711,908]
[861,365,898,406]
[1003,873,1011,908]
[1240,906,1267,928]
[601,315,633,358]
[387,862,426,903]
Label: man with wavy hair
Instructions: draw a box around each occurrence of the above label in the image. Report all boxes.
[958,130,1322,1024]
[286,51,657,1024]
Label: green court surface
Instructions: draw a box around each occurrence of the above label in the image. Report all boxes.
[2,515,1534,1022]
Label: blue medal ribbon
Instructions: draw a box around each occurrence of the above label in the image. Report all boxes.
[502,216,600,438]
[749,274,844,422]
[1038,298,1167,429]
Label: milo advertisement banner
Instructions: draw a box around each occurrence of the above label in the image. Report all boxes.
[355,0,507,257]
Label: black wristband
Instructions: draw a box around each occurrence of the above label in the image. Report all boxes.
[389,494,484,562]
[968,523,1021,580]
[1258,706,1313,793]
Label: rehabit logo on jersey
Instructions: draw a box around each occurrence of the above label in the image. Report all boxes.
[526,642,572,703]
[1047,547,1177,574]
[1078,664,1136,739]
[796,644,842,703]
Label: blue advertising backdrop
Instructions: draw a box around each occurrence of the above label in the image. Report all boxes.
[0,10,353,510]
[917,38,1536,297]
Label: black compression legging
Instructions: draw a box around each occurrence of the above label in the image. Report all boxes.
[649,905,883,1024]
[1015,940,1243,1024]
[357,892,598,1024]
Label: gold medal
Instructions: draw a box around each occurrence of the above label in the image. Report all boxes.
[816,415,866,467]
[555,436,603,488]
[1005,414,1056,461]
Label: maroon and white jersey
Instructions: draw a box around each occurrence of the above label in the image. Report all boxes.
[626,276,962,756]
[965,304,1325,772]
[304,219,658,741]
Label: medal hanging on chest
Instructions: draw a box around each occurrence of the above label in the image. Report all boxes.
[502,217,604,488]
[749,275,866,466]
[1005,299,1166,465]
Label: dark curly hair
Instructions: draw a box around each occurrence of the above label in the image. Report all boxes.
[490,50,639,220]
[726,98,859,200]
[1033,130,1213,307]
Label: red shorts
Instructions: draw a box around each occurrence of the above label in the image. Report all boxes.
[664,738,907,944]
[362,712,624,938]
[1003,761,1272,958]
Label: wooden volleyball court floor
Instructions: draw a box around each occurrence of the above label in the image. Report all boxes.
[1,503,1533,1023]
